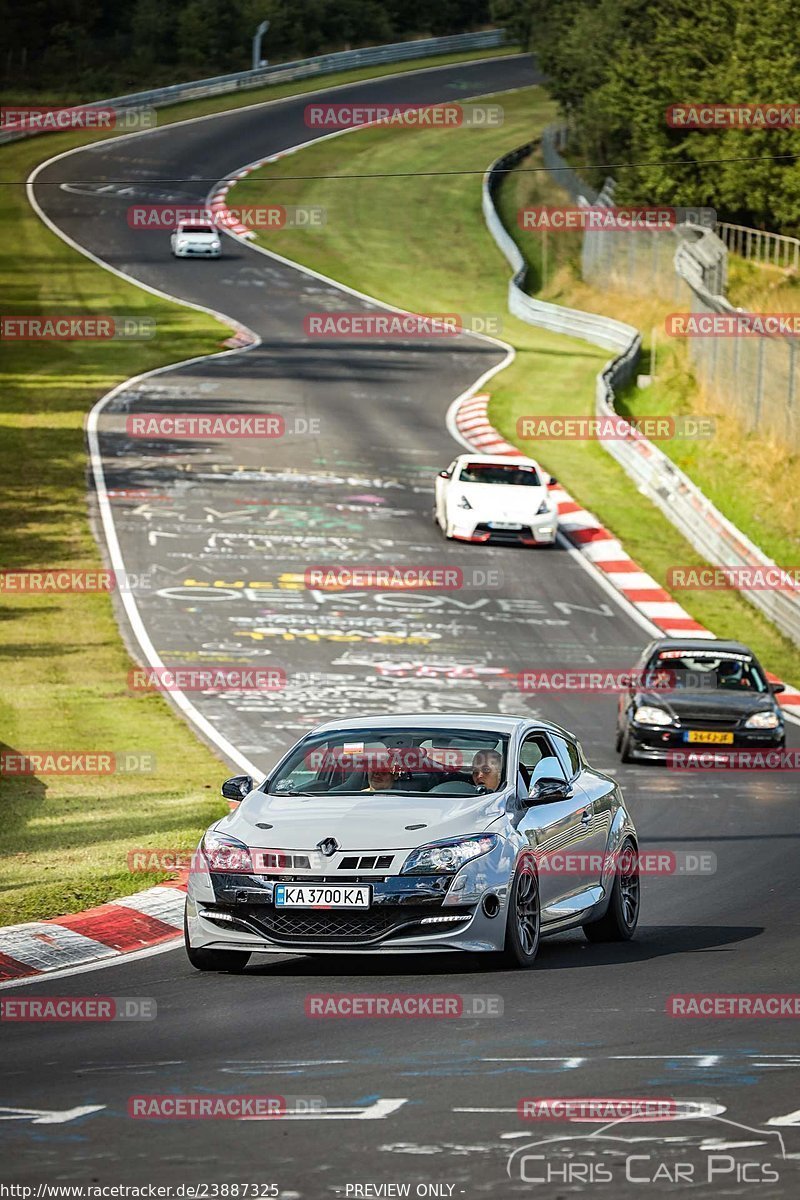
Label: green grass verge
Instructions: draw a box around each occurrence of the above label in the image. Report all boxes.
[0,50,524,927]
[0,149,232,928]
[227,85,800,689]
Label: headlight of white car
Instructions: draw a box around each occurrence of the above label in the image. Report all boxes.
[201,829,252,872]
[457,496,472,510]
[633,704,673,726]
[744,710,780,729]
[401,834,498,875]
[536,498,551,515]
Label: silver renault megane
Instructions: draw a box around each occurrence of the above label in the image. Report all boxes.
[184,713,639,971]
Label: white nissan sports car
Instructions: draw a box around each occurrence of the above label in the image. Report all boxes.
[435,453,558,545]
[170,220,222,258]
[184,713,639,972]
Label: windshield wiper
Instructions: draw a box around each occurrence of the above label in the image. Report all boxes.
[268,786,323,797]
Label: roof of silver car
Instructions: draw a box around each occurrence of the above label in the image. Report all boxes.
[309,712,568,736]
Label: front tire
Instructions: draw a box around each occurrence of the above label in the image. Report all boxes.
[501,859,541,967]
[619,725,635,763]
[583,838,640,942]
[184,909,251,973]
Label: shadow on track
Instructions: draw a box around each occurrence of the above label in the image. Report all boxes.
[219,923,762,979]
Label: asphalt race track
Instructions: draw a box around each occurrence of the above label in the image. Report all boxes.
[3,55,800,1196]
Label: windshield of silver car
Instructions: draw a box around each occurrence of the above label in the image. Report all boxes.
[268,728,510,796]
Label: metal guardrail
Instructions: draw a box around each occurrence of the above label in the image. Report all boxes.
[483,140,800,647]
[0,30,508,146]
[717,221,800,271]
[483,143,639,354]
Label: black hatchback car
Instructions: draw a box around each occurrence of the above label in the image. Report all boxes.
[616,638,786,763]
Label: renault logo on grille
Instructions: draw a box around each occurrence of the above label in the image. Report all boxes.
[317,837,339,857]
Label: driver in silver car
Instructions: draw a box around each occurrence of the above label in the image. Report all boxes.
[471,749,502,792]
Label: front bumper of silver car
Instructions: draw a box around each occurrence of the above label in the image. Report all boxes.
[186,839,516,954]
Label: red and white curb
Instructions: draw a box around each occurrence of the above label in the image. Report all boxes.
[207,147,301,240]
[222,321,259,350]
[0,882,186,983]
[455,394,800,710]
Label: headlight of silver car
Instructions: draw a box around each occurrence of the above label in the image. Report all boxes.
[201,829,253,872]
[633,704,673,726]
[744,710,780,729]
[401,834,498,875]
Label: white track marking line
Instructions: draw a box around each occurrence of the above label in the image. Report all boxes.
[0,1105,105,1125]
[242,1098,408,1121]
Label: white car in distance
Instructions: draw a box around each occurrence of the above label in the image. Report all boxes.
[170,221,222,258]
[435,453,558,546]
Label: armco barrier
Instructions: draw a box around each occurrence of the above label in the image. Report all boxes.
[483,142,800,647]
[483,143,639,356]
[0,30,508,146]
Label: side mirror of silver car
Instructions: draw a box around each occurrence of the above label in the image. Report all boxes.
[527,777,570,805]
[221,775,254,802]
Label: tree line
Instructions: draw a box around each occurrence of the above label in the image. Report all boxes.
[2,0,490,96]
[492,0,800,233]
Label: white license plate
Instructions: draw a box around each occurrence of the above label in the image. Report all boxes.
[274,884,371,909]
[487,521,521,530]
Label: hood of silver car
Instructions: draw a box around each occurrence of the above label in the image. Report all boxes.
[217,789,508,851]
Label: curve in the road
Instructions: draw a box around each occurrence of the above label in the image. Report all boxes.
[4,54,798,1194]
